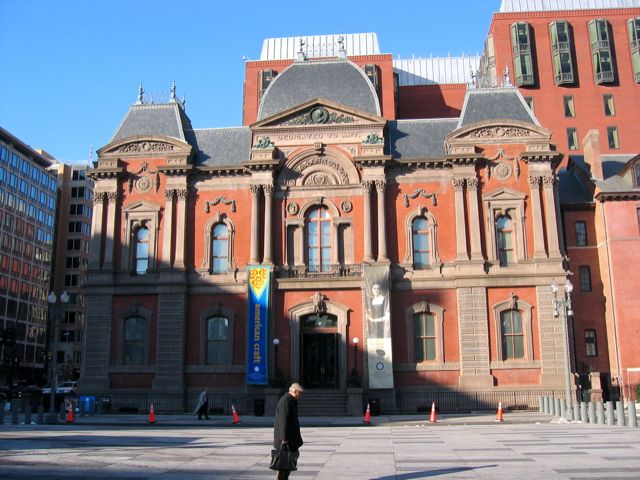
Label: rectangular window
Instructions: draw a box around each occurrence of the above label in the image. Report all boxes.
[511,22,536,86]
[563,96,575,117]
[206,316,231,365]
[414,313,436,362]
[259,69,277,100]
[607,127,619,149]
[550,21,575,85]
[589,19,616,84]
[585,329,598,356]
[603,94,615,116]
[579,265,592,292]
[501,310,524,359]
[364,64,381,93]
[567,128,578,150]
[628,17,640,83]
[575,221,587,246]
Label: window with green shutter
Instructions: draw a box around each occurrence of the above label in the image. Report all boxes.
[589,19,616,84]
[549,21,575,85]
[511,23,536,86]
[627,17,640,83]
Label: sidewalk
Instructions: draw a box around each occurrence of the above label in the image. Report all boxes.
[3,410,553,427]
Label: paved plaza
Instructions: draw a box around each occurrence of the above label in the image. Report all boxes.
[1,415,639,479]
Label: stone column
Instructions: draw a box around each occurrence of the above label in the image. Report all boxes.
[375,179,389,262]
[249,184,261,265]
[466,178,483,261]
[88,192,106,269]
[103,191,119,270]
[262,184,274,265]
[174,189,188,269]
[542,175,562,258]
[528,175,547,259]
[160,189,175,269]
[452,178,468,261]
[362,181,374,263]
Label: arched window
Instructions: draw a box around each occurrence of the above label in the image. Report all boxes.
[412,217,431,269]
[123,316,146,364]
[500,309,524,360]
[496,215,514,267]
[306,206,331,272]
[206,316,230,365]
[414,312,436,362]
[134,226,150,274]
[211,223,228,273]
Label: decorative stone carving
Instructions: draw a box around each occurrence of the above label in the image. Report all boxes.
[314,142,324,155]
[374,179,387,191]
[341,200,352,213]
[262,184,274,196]
[403,188,437,207]
[253,137,275,149]
[492,162,512,181]
[281,108,356,126]
[467,126,531,139]
[164,189,175,201]
[311,291,328,314]
[362,180,374,192]
[415,298,431,314]
[91,191,107,204]
[362,133,384,144]
[304,172,332,186]
[117,141,176,153]
[287,202,299,215]
[287,156,349,186]
[452,178,466,191]
[175,189,189,200]
[134,175,153,193]
[466,178,479,190]
[509,292,519,310]
[528,175,541,188]
[249,184,262,196]
[106,191,120,202]
[204,196,236,213]
[542,175,556,188]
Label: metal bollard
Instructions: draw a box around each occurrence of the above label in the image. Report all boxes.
[24,403,32,425]
[11,400,20,425]
[573,402,580,421]
[539,396,545,413]
[555,398,562,417]
[37,405,44,424]
[596,401,605,425]
[616,401,625,427]
[549,397,556,416]
[543,396,550,414]
[627,401,637,428]
[580,402,588,423]
[606,401,615,426]
[588,402,596,424]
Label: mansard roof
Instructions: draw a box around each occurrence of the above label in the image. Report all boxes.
[388,119,458,159]
[458,88,538,128]
[111,102,192,143]
[257,59,381,120]
[184,127,251,166]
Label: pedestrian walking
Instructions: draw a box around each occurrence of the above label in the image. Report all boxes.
[194,388,209,420]
[272,383,304,479]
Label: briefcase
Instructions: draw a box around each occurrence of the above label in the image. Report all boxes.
[269,445,299,471]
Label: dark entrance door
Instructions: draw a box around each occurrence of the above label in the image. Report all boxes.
[302,333,337,388]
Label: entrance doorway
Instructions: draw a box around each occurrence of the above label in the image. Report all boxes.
[302,333,337,388]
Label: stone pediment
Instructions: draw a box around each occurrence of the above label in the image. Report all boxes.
[123,199,162,213]
[251,98,386,129]
[98,135,193,158]
[446,120,552,155]
[483,187,526,202]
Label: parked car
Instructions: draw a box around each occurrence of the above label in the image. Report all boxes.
[42,381,77,396]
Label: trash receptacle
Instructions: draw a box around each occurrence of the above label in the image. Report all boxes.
[369,399,380,416]
[99,396,111,412]
[254,399,265,417]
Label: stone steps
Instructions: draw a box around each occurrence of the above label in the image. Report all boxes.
[298,390,347,416]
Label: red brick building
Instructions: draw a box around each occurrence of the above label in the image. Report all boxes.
[81,1,640,413]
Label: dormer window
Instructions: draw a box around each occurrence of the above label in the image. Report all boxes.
[634,164,640,187]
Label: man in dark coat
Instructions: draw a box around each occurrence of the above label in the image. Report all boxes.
[273,383,304,479]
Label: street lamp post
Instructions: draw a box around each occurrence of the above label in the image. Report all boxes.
[551,279,574,421]
[46,290,69,424]
[352,337,359,368]
[272,338,280,376]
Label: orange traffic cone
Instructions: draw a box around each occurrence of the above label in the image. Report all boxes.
[429,401,437,423]
[65,401,74,423]
[495,400,504,422]
[148,403,156,424]
[363,403,371,424]
[231,404,241,424]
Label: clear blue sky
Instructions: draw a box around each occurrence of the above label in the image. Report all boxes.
[0,0,499,162]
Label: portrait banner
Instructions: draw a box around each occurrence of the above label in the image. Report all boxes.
[246,266,271,385]
[364,265,394,389]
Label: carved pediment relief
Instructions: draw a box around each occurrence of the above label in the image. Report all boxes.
[251,98,385,129]
[483,187,526,202]
[97,135,193,158]
[123,199,162,213]
[446,120,552,153]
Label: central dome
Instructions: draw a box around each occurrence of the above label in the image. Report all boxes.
[257,59,381,120]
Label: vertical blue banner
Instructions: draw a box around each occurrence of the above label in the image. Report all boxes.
[246,266,271,385]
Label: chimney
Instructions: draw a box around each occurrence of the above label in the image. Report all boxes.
[583,129,603,181]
